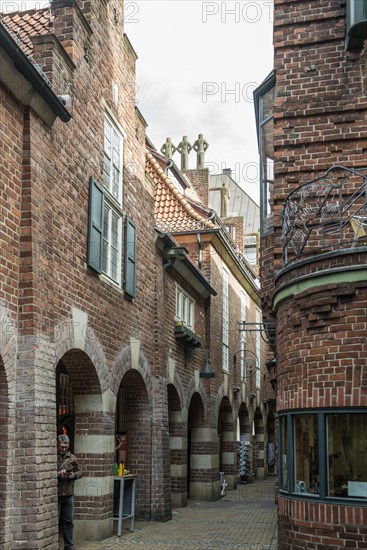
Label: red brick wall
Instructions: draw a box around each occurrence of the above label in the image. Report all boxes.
[270,1,367,548]
[0,83,23,314]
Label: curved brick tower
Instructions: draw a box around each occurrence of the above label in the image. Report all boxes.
[255,1,367,548]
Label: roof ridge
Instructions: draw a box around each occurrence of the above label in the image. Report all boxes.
[1,6,49,14]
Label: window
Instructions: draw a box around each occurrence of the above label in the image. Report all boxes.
[280,416,288,491]
[254,72,276,236]
[222,269,229,371]
[102,114,123,284]
[294,414,319,495]
[225,225,236,241]
[327,413,367,498]
[255,309,261,388]
[240,290,248,381]
[175,285,194,328]
[87,113,136,293]
[103,114,123,203]
[279,410,367,501]
[244,234,258,265]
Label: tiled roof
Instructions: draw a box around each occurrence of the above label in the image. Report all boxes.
[146,152,217,233]
[1,8,53,58]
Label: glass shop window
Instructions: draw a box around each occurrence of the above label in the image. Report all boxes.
[294,415,319,495]
[327,413,367,499]
[281,416,288,491]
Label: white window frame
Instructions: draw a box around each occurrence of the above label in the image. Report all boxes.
[175,284,195,329]
[240,290,248,381]
[222,268,229,372]
[255,308,261,388]
[102,112,123,285]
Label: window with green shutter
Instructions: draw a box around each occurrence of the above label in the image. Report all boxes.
[87,177,104,273]
[88,112,124,286]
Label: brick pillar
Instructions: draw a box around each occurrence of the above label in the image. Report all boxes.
[220,412,237,490]
[189,427,220,501]
[12,336,59,549]
[254,409,265,479]
[0,357,11,550]
[72,397,115,541]
[169,410,187,507]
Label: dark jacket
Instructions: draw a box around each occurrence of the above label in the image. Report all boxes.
[57,450,82,497]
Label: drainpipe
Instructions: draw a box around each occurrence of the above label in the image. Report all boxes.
[163,258,175,270]
[165,160,173,174]
[197,233,202,270]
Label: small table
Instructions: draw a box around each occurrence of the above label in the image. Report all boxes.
[113,475,136,536]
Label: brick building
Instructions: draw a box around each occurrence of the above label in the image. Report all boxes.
[255,1,367,548]
[0,1,275,548]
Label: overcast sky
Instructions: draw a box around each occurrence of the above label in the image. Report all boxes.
[1,0,274,203]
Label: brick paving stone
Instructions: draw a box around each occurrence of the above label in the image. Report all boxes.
[68,478,277,550]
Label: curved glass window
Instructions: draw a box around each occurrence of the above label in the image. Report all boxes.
[279,410,367,501]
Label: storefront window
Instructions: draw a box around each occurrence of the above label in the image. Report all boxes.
[327,413,367,499]
[294,415,319,495]
[280,416,288,491]
[280,410,367,501]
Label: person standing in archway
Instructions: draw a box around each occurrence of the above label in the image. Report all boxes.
[57,434,82,550]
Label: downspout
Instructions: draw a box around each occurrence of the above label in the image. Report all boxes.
[163,258,175,270]
[197,233,202,270]
[165,160,173,174]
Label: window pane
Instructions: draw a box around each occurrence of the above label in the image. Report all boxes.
[103,205,110,274]
[327,413,367,499]
[110,212,119,281]
[294,415,319,495]
[244,246,257,264]
[104,118,112,154]
[176,288,182,318]
[103,155,111,190]
[281,417,288,491]
[188,299,193,327]
[182,295,187,323]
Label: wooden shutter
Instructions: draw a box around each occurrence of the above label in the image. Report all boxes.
[87,177,104,273]
[124,217,136,297]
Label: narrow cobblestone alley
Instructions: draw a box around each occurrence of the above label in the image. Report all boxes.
[68,478,277,550]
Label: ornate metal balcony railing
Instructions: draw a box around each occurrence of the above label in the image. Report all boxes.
[282,166,367,266]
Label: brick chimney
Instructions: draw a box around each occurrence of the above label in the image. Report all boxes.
[184,168,210,208]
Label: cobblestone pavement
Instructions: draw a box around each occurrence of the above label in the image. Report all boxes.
[70,478,278,550]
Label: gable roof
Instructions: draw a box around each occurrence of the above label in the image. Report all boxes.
[146,151,217,233]
[1,8,52,58]
[0,9,70,125]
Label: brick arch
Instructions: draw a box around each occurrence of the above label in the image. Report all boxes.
[186,377,206,414]
[214,384,228,421]
[238,402,251,436]
[54,318,109,394]
[110,345,154,398]
[116,369,152,519]
[166,366,185,414]
[56,349,112,541]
